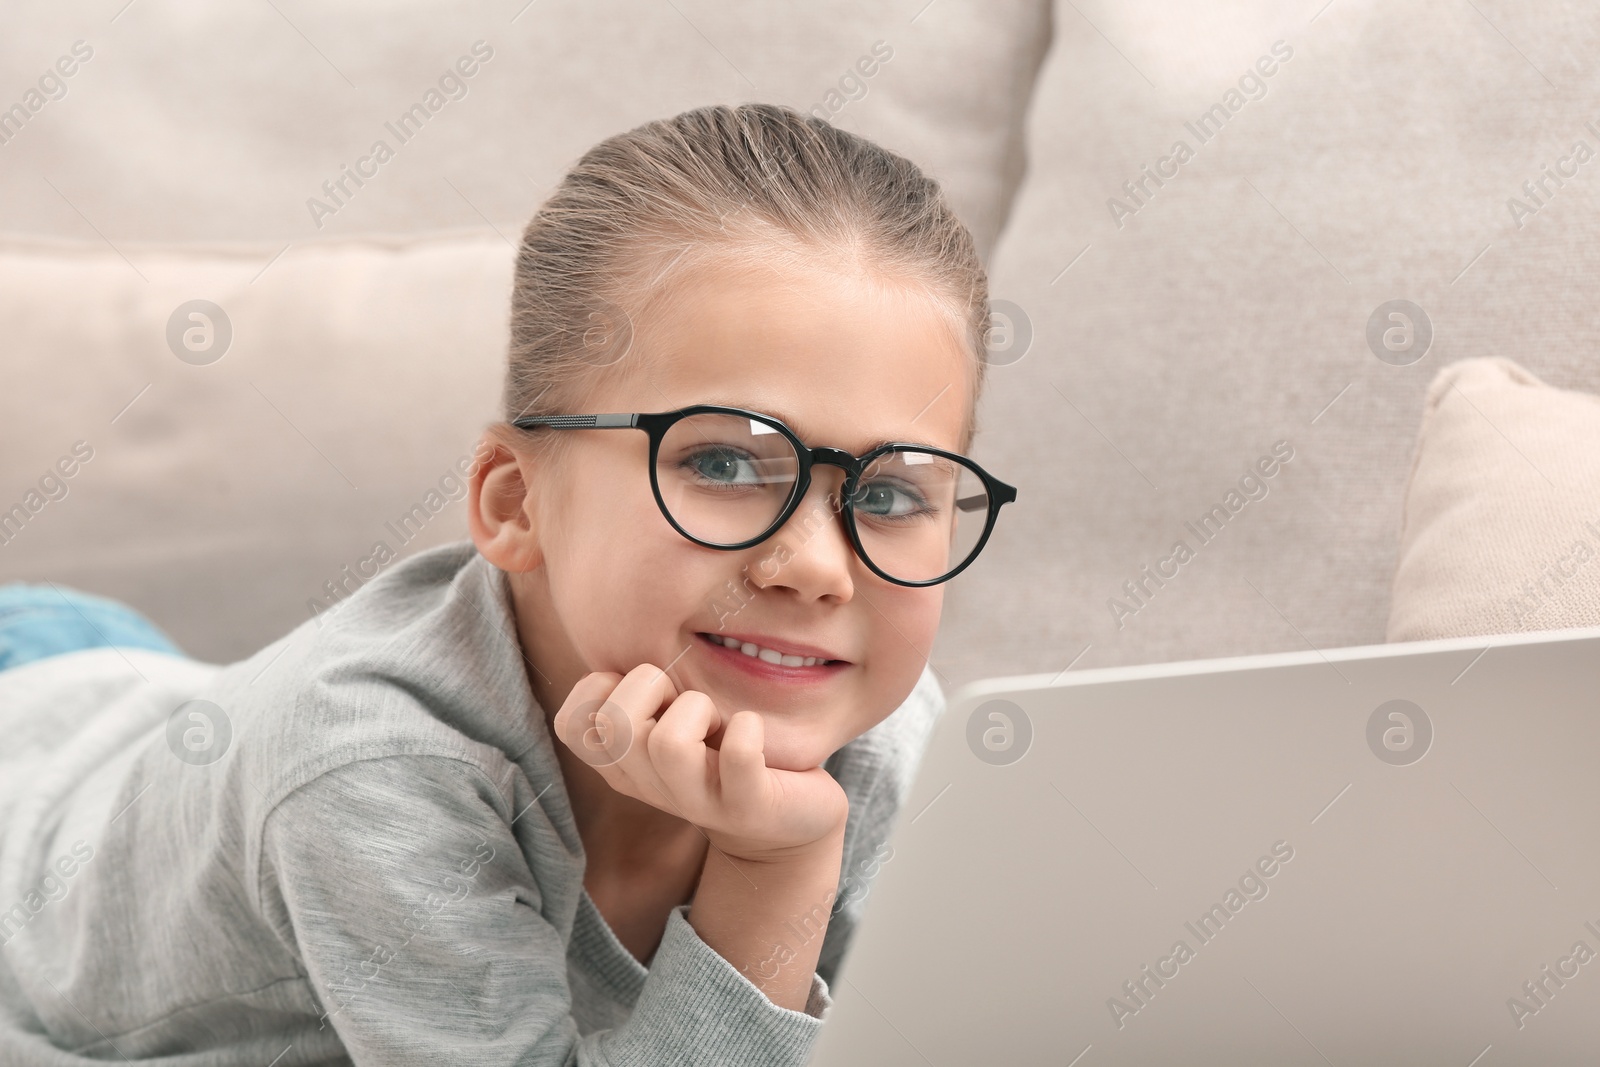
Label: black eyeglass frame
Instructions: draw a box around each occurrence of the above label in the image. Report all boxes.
[511,404,1018,587]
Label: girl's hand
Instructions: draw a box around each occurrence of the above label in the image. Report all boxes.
[551,664,850,862]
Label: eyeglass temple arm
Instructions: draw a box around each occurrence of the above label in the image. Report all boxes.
[956,492,1016,512]
[512,413,639,430]
[958,479,1018,511]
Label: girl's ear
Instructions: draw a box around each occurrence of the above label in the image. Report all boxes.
[467,431,545,573]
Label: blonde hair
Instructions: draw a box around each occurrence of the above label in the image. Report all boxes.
[498,102,990,464]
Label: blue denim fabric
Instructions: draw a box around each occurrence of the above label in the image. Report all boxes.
[0,582,184,672]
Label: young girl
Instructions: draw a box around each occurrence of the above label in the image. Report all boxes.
[0,103,1015,1065]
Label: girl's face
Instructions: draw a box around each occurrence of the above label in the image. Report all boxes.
[506,258,974,772]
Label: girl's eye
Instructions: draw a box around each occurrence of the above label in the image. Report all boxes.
[852,479,932,520]
[684,447,760,486]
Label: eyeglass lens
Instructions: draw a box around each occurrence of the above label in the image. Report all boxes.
[654,412,991,583]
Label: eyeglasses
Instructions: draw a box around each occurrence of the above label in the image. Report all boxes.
[511,404,1017,587]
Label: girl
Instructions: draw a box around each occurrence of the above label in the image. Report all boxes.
[0,103,1015,1065]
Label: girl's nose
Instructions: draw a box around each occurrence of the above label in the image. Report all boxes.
[749,470,857,602]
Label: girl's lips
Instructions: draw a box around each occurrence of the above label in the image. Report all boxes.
[703,630,846,663]
[694,632,850,684]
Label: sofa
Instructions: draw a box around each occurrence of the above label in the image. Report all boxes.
[3,0,1598,704]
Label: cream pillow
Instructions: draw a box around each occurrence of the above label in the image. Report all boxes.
[0,231,512,663]
[0,1,1051,262]
[1387,357,1600,642]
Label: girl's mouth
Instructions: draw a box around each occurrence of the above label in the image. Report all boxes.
[694,632,849,682]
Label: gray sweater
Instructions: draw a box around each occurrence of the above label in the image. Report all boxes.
[0,541,945,1066]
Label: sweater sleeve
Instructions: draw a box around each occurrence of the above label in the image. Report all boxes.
[256,753,829,1067]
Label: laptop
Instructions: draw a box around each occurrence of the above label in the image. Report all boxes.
[807,624,1600,1066]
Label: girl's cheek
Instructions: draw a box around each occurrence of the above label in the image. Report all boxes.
[886,588,944,651]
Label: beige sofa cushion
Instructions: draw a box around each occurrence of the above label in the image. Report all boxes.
[1386,357,1600,642]
[0,231,511,660]
[933,2,1600,688]
[0,0,1050,262]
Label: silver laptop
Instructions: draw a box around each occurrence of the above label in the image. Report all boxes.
[808,625,1600,1066]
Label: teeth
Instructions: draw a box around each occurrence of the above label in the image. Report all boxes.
[706,633,827,667]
